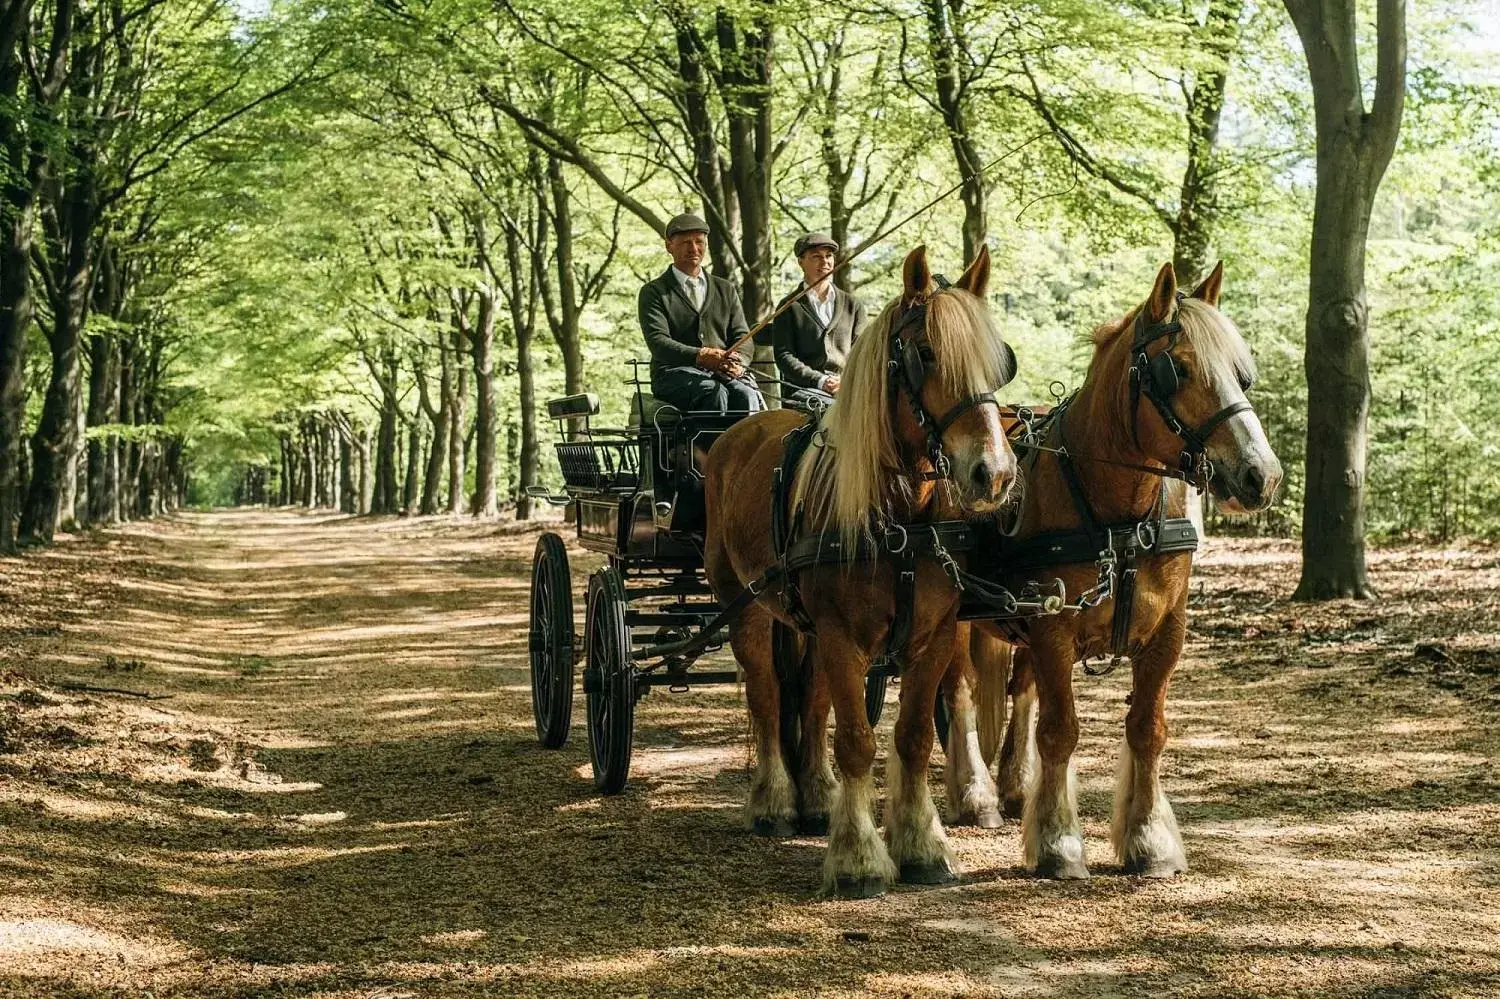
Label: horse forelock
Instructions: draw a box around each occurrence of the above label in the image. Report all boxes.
[1176,298,1257,388]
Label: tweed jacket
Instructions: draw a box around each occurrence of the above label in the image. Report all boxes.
[771,284,867,390]
[638,267,752,391]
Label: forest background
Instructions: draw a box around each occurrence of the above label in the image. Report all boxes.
[1,0,1498,566]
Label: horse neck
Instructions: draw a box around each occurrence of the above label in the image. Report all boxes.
[1061,360,1164,525]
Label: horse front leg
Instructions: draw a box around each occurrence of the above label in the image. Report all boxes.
[997,647,1037,820]
[731,601,797,837]
[1112,607,1188,877]
[820,627,896,898]
[942,624,1002,829]
[1023,634,1089,880]
[886,623,961,883]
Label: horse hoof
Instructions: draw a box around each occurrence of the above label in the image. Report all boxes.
[751,816,796,838]
[833,875,888,899]
[797,813,829,836]
[974,809,1003,830]
[899,860,958,885]
[1034,854,1091,881]
[1122,856,1186,878]
[1000,797,1025,820]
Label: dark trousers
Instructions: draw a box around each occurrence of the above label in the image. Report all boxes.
[652,365,766,415]
[784,386,835,413]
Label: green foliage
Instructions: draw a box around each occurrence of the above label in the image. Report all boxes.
[14,0,1499,538]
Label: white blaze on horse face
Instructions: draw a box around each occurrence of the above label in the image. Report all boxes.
[1205,366,1282,513]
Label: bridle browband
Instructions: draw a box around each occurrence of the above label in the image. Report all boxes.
[889,276,1016,481]
[1128,292,1253,489]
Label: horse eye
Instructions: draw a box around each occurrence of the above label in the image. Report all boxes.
[918,344,935,362]
[1238,373,1254,391]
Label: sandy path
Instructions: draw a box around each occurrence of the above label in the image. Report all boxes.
[1,510,1498,998]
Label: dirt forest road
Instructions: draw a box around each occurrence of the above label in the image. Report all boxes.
[2,510,1499,998]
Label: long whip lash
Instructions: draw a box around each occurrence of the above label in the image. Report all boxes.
[725,131,1049,357]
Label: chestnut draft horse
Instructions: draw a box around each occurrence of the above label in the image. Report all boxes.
[971,261,1282,879]
[703,245,1017,898]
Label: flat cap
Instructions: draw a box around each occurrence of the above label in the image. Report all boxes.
[665,212,710,237]
[794,231,839,256]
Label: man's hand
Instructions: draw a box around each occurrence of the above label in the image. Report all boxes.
[823,375,841,394]
[722,354,746,379]
[696,346,727,371]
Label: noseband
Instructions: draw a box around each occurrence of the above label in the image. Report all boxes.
[1129,293,1253,488]
[889,278,1016,481]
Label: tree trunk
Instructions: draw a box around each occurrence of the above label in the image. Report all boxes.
[924,0,985,265]
[418,342,450,514]
[0,202,33,551]
[471,288,501,513]
[717,12,778,404]
[339,427,355,513]
[545,156,585,396]
[1174,0,1244,285]
[373,353,400,514]
[402,418,421,514]
[1285,0,1405,600]
[85,334,119,524]
[300,419,315,508]
[357,428,371,514]
[448,324,469,514]
[20,218,91,541]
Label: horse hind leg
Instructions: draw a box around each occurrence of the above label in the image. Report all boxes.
[1112,623,1188,877]
[997,647,1038,820]
[733,601,797,838]
[795,654,837,835]
[942,629,1002,828]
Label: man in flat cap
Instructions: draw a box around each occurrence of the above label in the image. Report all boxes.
[772,232,866,411]
[638,213,764,415]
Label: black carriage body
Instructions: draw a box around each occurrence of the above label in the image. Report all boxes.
[530,374,761,793]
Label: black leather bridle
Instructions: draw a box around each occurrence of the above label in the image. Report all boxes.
[888,278,1017,482]
[1128,293,1253,489]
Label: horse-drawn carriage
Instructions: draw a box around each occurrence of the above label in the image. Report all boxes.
[526,362,774,794]
[523,247,1281,896]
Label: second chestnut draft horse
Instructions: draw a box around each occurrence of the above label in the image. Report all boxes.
[969,261,1282,879]
[703,245,1017,898]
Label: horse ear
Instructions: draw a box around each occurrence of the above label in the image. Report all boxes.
[1189,260,1223,307]
[954,244,991,298]
[1146,262,1178,322]
[902,245,933,305]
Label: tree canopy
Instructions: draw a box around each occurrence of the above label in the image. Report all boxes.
[1,0,1498,560]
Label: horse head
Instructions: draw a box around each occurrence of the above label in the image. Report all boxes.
[819,244,1019,534]
[1126,262,1283,514]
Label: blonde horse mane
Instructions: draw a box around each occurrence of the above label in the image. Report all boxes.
[802,288,1012,545]
[1086,295,1257,454]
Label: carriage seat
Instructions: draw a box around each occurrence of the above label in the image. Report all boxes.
[628,390,682,429]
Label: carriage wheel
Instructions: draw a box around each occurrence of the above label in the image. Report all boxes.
[586,567,635,795]
[864,672,889,727]
[529,533,575,748]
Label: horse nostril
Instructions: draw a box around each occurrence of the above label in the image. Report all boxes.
[971,460,993,495]
[1244,464,1265,499]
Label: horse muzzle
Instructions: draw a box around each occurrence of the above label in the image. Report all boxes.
[1208,452,1283,514]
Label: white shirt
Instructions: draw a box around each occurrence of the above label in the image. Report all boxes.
[673,266,706,312]
[806,283,835,328]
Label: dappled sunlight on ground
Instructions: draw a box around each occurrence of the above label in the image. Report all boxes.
[0,510,1495,996]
